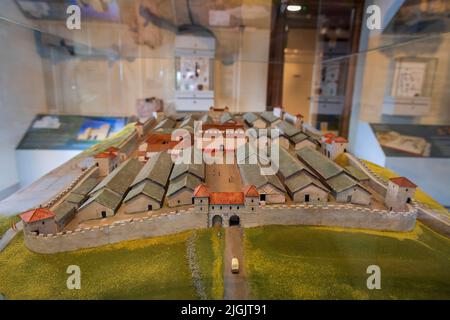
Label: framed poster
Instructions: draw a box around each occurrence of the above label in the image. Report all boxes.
[390,57,437,98]
[391,60,426,97]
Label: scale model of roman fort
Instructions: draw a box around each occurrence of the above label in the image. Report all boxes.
[17,107,443,254]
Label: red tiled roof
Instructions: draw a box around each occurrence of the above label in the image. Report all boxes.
[334,137,348,143]
[193,184,210,197]
[325,138,333,144]
[389,177,417,188]
[101,147,118,153]
[94,147,119,159]
[210,192,244,205]
[95,152,117,159]
[242,185,259,197]
[19,208,55,223]
[323,132,336,138]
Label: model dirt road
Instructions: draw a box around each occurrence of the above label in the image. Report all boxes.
[206,163,242,192]
[224,227,250,300]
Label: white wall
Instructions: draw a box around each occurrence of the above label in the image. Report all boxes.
[45,25,270,115]
[283,28,317,123]
[0,2,271,199]
[0,12,47,197]
[348,0,450,206]
[349,0,450,152]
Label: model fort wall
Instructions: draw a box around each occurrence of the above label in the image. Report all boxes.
[23,203,416,254]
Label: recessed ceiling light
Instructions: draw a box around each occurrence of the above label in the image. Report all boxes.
[287,5,302,12]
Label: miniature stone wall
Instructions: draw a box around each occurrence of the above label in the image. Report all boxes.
[241,203,416,232]
[345,153,388,197]
[24,208,207,254]
[24,203,416,254]
[46,165,99,209]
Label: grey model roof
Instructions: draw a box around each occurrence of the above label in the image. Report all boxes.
[276,121,301,138]
[199,114,213,124]
[284,171,329,194]
[119,135,137,156]
[152,128,176,135]
[123,180,165,203]
[153,118,176,131]
[239,164,285,193]
[170,113,191,121]
[278,147,308,179]
[131,152,173,188]
[297,147,343,180]
[71,178,98,196]
[166,173,202,197]
[345,165,370,181]
[65,193,86,205]
[243,112,259,124]
[81,188,123,211]
[260,111,280,124]
[289,132,309,144]
[179,115,196,129]
[248,128,274,138]
[326,172,359,193]
[220,112,234,124]
[90,159,143,196]
[170,163,205,181]
[54,201,77,223]
[236,143,271,164]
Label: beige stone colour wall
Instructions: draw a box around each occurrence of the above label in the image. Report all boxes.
[294,139,316,151]
[75,202,115,224]
[258,184,285,204]
[385,183,415,212]
[292,185,328,204]
[352,188,372,206]
[96,158,118,177]
[167,189,194,207]
[25,218,57,235]
[265,193,285,204]
[279,137,290,150]
[24,209,207,254]
[123,194,161,214]
[244,197,259,212]
[193,197,209,213]
[241,204,416,232]
[23,203,416,254]
[346,154,387,197]
[253,119,267,129]
[335,187,371,206]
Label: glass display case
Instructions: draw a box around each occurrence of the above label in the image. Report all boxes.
[0,0,449,302]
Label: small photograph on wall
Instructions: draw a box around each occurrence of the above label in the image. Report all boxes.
[18,115,128,150]
[391,60,427,97]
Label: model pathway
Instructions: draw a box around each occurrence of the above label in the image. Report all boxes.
[0,156,84,215]
[0,221,23,252]
[346,152,450,234]
[223,227,250,300]
[186,231,207,300]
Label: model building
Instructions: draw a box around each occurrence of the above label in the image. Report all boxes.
[0,0,449,303]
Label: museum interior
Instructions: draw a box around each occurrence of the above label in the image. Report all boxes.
[0,0,449,210]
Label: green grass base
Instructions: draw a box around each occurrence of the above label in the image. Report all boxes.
[244,223,450,299]
[0,215,18,236]
[0,232,199,299]
[196,228,225,299]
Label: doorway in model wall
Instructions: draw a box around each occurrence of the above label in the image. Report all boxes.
[229,215,240,226]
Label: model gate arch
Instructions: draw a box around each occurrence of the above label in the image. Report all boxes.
[229,215,240,226]
[212,215,223,227]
